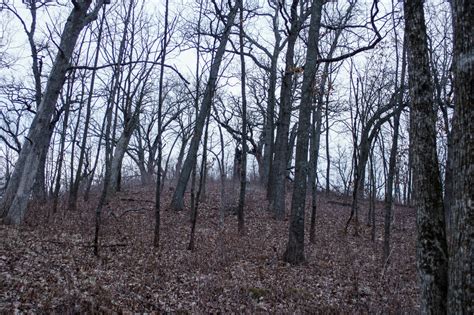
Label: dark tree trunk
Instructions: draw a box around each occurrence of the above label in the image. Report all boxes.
[447,0,473,312]
[283,0,323,265]
[404,0,449,312]
[271,0,300,220]
[154,0,170,248]
[286,123,298,179]
[70,2,116,211]
[32,140,49,201]
[262,55,277,188]
[174,135,188,182]
[325,98,330,195]
[262,5,282,190]
[188,114,210,251]
[170,1,239,210]
[199,118,210,202]
[369,149,376,242]
[309,96,323,244]
[383,42,406,262]
[237,0,247,235]
[383,109,401,260]
[52,73,75,214]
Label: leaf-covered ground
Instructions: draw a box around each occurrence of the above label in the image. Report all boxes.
[0,184,419,313]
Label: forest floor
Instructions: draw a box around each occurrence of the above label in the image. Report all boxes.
[0,183,419,313]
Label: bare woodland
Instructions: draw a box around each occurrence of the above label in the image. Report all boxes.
[0,0,472,313]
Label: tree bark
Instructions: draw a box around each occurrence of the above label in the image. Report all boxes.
[52,72,76,214]
[154,0,170,248]
[383,35,406,262]
[447,0,473,312]
[188,114,210,251]
[108,115,139,193]
[170,1,240,210]
[1,0,103,225]
[262,5,282,189]
[237,0,247,235]
[271,0,300,220]
[404,0,448,312]
[283,0,323,265]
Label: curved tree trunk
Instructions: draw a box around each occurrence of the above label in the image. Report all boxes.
[108,115,139,193]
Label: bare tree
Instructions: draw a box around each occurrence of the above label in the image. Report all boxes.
[404,0,448,311]
[51,68,77,214]
[107,0,162,194]
[1,0,105,225]
[309,0,355,243]
[236,0,247,235]
[269,0,302,220]
[237,0,286,187]
[171,0,240,211]
[383,6,406,262]
[283,0,323,265]
[154,0,170,248]
[68,6,108,211]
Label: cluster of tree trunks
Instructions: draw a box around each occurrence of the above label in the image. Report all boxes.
[1,0,104,224]
[404,0,473,312]
[170,0,240,211]
[0,0,471,312]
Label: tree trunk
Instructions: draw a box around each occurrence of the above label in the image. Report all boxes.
[262,9,282,189]
[52,73,75,214]
[32,139,49,201]
[286,123,298,179]
[1,1,102,225]
[108,114,139,193]
[173,135,188,183]
[308,4,351,240]
[383,109,401,260]
[69,12,106,210]
[369,149,376,242]
[188,114,210,251]
[262,55,278,188]
[217,126,226,227]
[283,0,323,265]
[447,0,473,312]
[271,0,300,220]
[170,1,240,210]
[154,0,170,248]
[325,97,330,195]
[199,118,210,202]
[404,0,448,312]
[237,1,247,235]
[309,96,323,244]
[383,38,406,262]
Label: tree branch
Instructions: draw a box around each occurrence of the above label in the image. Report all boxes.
[68,61,190,84]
